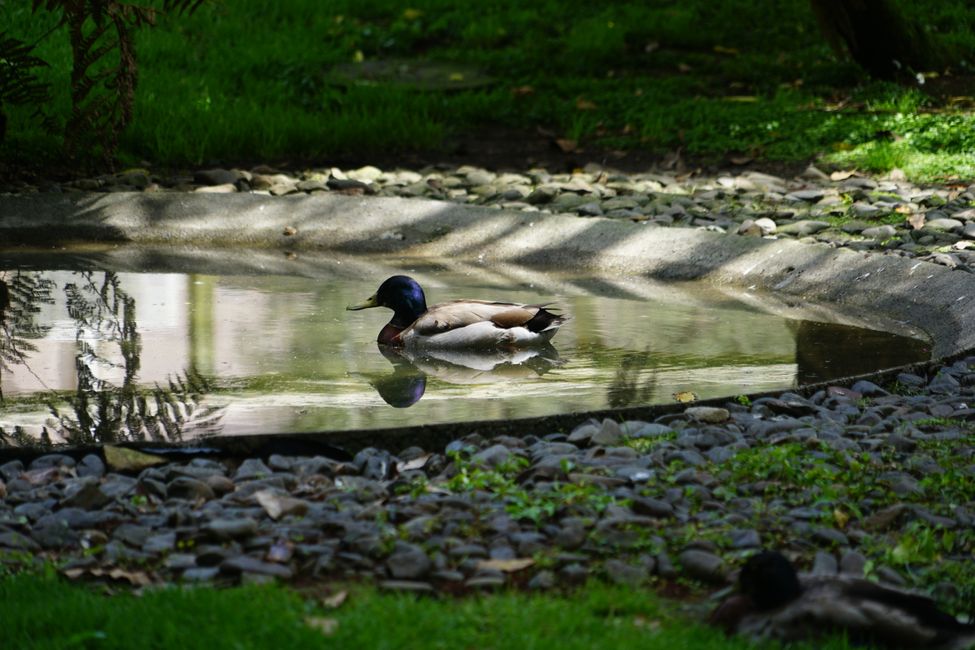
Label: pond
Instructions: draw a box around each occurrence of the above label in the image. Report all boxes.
[0,251,930,447]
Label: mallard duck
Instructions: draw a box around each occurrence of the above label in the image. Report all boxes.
[710,550,975,649]
[347,275,564,348]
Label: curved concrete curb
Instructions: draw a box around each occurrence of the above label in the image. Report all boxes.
[2,191,973,357]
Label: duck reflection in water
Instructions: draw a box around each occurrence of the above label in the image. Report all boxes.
[367,344,563,408]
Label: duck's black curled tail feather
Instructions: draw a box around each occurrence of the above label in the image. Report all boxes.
[524,306,564,333]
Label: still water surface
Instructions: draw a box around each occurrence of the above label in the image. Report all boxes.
[0,261,930,444]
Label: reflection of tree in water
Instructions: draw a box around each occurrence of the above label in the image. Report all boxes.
[607,350,659,408]
[0,272,56,405]
[0,270,223,447]
[47,271,224,445]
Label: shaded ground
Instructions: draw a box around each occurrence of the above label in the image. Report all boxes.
[1,124,811,190]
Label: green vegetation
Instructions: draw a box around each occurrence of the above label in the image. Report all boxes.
[662,435,975,614]
[2,0,975,179]
[2,568,859,650]
[446,452,620,524]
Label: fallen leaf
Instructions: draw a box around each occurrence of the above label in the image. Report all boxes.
[723,95,757,103]
[402,8,422,20]
[908,213,926,230]
[644,41,659,54]
[829,169,856,181]
[103,446,166,472]
[254,489,309,520]
[677,62,692,73]
[63,567,152,587]
[511,85,534,96]
[23,466,62,485]
[633,615,662,630]
[672,391,698,403]
[555,138,578,153]
[728,155,753,165]
[713,45,739,56]
[448,72,465,82]
[305,617,339,636]
[894,204,914,214]
[396,453,432,472]
[322,590,349,609]
[282,226,297,236]
[833,508,849,529]
[476,558,535,573]
[575,97,597,111]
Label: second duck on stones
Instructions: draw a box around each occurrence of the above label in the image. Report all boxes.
[347,275,565,349]
[711,550,975,649]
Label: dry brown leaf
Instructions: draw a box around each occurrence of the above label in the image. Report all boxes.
[908,213,926,230]
[633,615,662,630]
[555,138,578,153]
[672,391,698,403]
[282,226,298,236]
[713,45,739,56]
[476,558,535,573]
[305,617,339,636]
[511,85,535,96]
[833,508,850,529]
[254,489,309,521]
[829,169,856,181]
[396,453,432,473]
[64,567,152,586]
[103,445,166,472]
[677,62,692,73]
[322,590,349,609]
[895,204,914,214]
[575,98,597,111]
[23,466,62,485]
[728,155,753,165]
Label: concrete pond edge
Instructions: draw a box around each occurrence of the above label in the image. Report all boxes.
[2,191,974,456]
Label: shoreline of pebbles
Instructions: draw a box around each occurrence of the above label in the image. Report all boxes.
[1,358,973,607]
[7,162,975,271]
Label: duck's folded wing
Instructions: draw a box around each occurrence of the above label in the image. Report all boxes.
[411,301,540,335]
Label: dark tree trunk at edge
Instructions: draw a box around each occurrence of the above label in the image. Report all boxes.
[810,0,941,80]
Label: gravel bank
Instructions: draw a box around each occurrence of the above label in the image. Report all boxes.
[1,358,973,610]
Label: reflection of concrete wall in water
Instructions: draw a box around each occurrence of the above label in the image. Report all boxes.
[792,321,930,385]
[3,272,189,395]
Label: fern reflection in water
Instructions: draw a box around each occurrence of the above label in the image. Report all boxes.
[0,271,222,447]
[0,272,56,404]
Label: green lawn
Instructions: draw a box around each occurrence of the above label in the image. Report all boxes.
[2,568,853,650]
[2,0,975,179]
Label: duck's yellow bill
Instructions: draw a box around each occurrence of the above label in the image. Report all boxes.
[346,294,379,310]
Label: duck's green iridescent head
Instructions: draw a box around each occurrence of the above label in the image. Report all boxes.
[347,275,428,326]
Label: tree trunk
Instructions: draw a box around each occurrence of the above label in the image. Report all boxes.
[810,0,940,80]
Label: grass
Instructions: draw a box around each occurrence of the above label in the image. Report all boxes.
[1,568,854,650]
[2,0,975,180]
